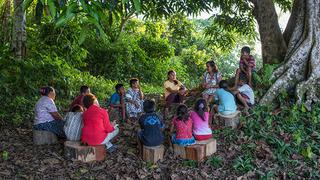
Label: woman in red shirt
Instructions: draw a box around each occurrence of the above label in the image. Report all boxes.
[81,94,119,153]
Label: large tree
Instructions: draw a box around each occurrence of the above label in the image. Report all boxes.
[260,0,320,110]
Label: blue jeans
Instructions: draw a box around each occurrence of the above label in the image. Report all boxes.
[33,120,66,138]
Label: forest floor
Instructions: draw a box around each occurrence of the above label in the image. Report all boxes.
[0,95,319,179]
[0,121,258,180]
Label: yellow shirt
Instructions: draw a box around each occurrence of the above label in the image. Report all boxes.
[164,80,183,99]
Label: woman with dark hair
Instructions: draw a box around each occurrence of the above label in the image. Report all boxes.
[190,99,212,141]
[81,94,119,153]
[164,70,186,107]
[202,61,222,103]
[33,86,65,138]
[125,78,144,119]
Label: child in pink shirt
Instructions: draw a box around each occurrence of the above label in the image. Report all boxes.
[170,104,195,146]
[190,99,212,141]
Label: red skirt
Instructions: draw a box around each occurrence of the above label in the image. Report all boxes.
[194,134,212,141]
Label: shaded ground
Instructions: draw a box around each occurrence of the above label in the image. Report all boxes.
[1,94,319,179]
[0,123,236,179]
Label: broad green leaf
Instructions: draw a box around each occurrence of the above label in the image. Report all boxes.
[23,0,34,11]
[133,0,141,12]
[47,0,56,17]
[78,28,87,45]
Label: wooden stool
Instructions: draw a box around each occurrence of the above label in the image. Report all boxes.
[173,138,217,161]
[33,130,58,145]
[217,111,240,129]
[64,141,106,162]
[173,144,205,161]
[196,138,217,156]
[142,145,165,164]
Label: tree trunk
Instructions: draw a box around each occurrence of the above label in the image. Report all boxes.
[1,0,12,43]
[12,0,27,59]
[283,0,303,45]
[251,0,288,65]
[260,0,320,111]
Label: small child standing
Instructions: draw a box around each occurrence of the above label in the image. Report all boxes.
[191,99,212,141]
[170,104,195,146]
[64,105,84,141]
[235,46,255,87]
[126,78,144,119]
[202,61,222,104]
[109,83,126,121]
[138,100,164,147]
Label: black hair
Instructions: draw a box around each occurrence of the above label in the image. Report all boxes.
[241,46,251,54]
[71,104,84,112]
[80,86,90,94]
[167,70,175,77]
[176,104,189,122]
[83,93,97,109]
[194,98,207,121]
[129,78,139,87]
[40,86,54,96]
[219,80,233,94]
[206,60,218,73]
[115,83,124,91]
[239,75,248,83]
[143,99,156,113]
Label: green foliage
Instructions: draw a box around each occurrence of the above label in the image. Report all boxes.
[2,150,9,161]
[233,156,254,173]
[238,102,320,178]
[208,156,223,168]
[182,160,197,168]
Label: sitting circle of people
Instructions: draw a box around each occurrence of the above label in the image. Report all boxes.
[33,46,255,154]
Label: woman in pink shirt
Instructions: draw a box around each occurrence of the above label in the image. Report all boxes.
[81,94,119,153]
[190,99,212,141]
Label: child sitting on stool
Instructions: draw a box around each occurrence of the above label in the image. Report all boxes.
[170,104,195,146]
[138,100,164,148]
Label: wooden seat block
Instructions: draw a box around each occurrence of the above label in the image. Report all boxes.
[33,130,58,145]
[185,144,205,161]
[218,111,240,129]
[64,141,106,162]
[196,138,217,156]
[142,145,165,164]
[173,144,187,159]
[173,144,205,161]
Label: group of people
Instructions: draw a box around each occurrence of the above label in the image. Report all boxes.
[33,46,256,153]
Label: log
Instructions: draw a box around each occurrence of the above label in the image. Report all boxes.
[173,144,187,159]
[64,141,106,162]
[217,111,240,129]
[196,138,217,157]
[142,145,165,164]
[33,130,58,145]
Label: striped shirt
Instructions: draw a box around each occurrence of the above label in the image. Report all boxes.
[63,112,83,141]
[239,55,256,69]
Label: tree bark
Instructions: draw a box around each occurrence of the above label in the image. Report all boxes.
[1,0,12,43]
[283,0,303,45]
[251,0,288,65]
[260,0,320,110]
[12,0,27,59]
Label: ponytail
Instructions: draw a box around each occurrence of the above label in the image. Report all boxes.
[176,104,189,122]
[194,99,207,121]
